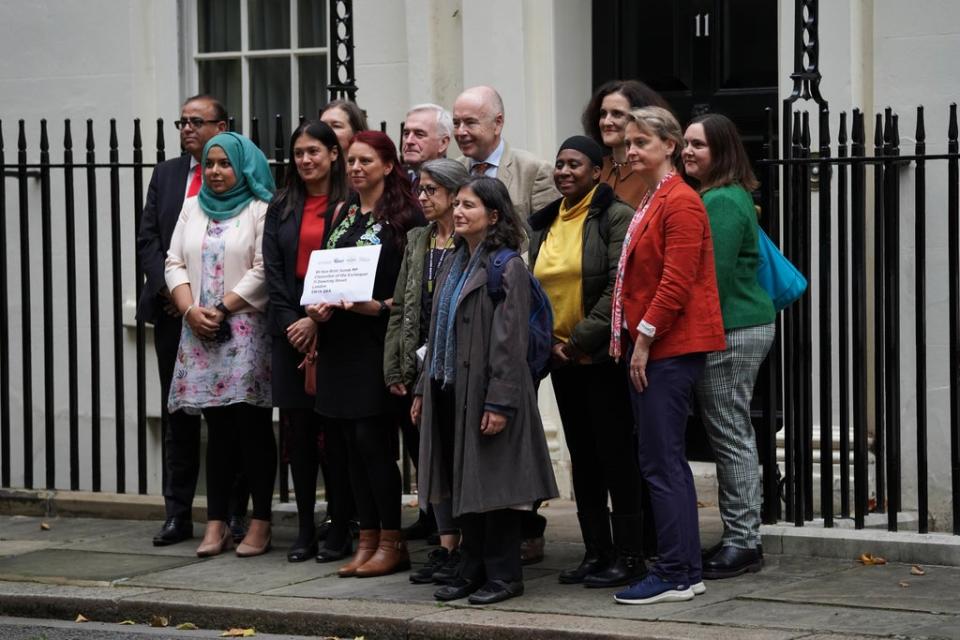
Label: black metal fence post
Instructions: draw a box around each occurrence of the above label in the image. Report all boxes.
[109,119,125,493]
[948,103,960,535]
[873,113,886,515]
[914,106,928,533]
[884,109,902,530]
[850,109,868,529]
[818,107,833,527]
[40,120,56,489]
[837,111,851,518]
[17,120,34,490]
[0,120,8,488]
[85,120,102,492]
[133,119,148,495]
[63,120,80,490]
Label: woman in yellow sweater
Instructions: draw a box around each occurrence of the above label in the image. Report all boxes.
[528,136,646,588]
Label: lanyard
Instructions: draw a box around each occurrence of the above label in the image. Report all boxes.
[426,228,455,294]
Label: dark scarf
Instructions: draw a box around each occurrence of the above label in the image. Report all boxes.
[430,246,482,387]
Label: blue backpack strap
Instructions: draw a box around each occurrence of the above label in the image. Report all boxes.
[486,247,519,302]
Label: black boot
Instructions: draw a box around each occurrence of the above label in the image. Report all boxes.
[583,513,647,588]
[559,509,613,584]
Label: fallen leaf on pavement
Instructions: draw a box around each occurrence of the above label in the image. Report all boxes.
[221,628,256,637]
[149,615,169,628]
[911,565,925,575]
[75,614,89,623]
[899,580,910,588]
[858,553,887,565]
[176,622,199,630]
[40,522,50,531]
[118,620,136,625]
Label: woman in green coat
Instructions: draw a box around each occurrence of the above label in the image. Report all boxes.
[384,158,469,584]
[682,113,776,580]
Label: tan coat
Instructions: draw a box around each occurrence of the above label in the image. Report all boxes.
[458,141,560,219]
[165,197,268,312]
[416,246,559,516]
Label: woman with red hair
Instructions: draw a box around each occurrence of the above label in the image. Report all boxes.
[307,130,424,577]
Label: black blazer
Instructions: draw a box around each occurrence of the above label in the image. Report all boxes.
[263,195,341,409]
[136,154,192,323]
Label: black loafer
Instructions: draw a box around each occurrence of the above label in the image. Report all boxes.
[287,539,319,563]
[316,536,353,563]
[152,517,193,546]
[703,545,763,580]
[434,577,484,601]
[228,516,247,544]
[468,579,524,605]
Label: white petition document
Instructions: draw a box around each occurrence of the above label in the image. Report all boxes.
[300,245,382,305]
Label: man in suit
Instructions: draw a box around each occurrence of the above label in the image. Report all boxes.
[451,86,557,565]
[137,94,247,546]
[402,103,453,177]
[452,86,559,219]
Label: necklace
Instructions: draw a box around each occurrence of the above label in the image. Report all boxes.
[427,226,455,294]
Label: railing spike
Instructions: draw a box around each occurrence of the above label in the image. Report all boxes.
[156,118,165,156]
[18,120,26,152]
[63,119,72,150]
[228,116,236,132]
[819,107,830,149]
[948,103,957,142]
[86,119,95,152]
[875,113,884,149]
[109,119,118,150]
[892,113,900,149]
[839,112,848,145]
[251,117,260,147]
[274,113,284,149]
[801,111,811,149]
[133,118,142,150]
[916,106,925,143]
[39,119,49,152]
[884,107,893,145]
[853,109,865,145]
[792,112,802,145]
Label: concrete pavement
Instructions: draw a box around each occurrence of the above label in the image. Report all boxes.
[0,500,957,639]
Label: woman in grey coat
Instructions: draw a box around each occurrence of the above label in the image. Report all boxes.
[412,176,559,605]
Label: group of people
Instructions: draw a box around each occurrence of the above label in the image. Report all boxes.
[136,78,776,607]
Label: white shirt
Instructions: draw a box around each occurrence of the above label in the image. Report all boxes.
[468,138,505,178]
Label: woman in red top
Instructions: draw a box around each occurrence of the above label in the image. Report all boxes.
[609,106,726,605]
[263,120,351,563]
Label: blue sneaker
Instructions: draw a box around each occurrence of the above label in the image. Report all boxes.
[614,573,695,605]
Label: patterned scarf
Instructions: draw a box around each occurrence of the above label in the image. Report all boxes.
[609,171,676,360]
[430,247,482,387]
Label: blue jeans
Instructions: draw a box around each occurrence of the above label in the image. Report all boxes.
[627,351,705,584]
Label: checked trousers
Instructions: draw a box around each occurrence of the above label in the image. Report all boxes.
[695,323,775,549]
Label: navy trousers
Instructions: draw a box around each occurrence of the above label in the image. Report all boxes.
[628,352,705,584]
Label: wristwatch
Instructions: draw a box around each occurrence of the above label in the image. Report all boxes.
[377,300,389,317]
[215,302,231,316]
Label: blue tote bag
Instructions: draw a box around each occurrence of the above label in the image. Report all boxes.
[757,229,807,312]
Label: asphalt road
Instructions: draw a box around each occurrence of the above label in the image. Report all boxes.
[0,617,340,640]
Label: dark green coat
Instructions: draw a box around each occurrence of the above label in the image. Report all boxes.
[384,224,432,388]
[528,183,633,363]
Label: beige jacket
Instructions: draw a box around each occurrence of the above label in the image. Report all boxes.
[165,196,269,312]
[459,141,559,219]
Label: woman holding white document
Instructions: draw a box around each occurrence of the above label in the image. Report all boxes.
[306,130,425,578]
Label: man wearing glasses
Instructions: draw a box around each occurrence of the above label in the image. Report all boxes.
[136,95,247,547]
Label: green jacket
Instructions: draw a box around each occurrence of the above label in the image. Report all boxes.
[528,183,632,363]
[702,184,775,329]
[384,224,431,387]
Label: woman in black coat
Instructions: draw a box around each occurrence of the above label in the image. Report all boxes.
[262,120,353,563]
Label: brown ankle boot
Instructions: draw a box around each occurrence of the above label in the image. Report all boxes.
[337,529,379,577]
[354,529,410,578]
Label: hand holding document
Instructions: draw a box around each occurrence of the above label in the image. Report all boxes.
[299,245,382,305]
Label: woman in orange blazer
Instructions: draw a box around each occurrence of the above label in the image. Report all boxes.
[609,106,726,606]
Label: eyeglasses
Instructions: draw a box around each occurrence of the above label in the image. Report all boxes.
[416,184,441,196]
[174,117,222,130]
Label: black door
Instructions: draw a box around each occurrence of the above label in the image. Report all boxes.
[592,0,778,163]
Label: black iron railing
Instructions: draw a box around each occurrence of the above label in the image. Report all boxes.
[758,102,960,534]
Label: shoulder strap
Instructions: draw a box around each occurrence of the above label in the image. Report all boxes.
[486,247,520,302]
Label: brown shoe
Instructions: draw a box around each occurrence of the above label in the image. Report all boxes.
[355,529,411,578]
[337,529,380,577]
[236,518,272,557]
[196,521,232,558]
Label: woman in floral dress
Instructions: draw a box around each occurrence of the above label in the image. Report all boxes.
[165,132,276,558]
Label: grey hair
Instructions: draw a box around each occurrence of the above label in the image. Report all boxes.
[419,158,470,192]
[407,103,454,139]
[626,106,684,167]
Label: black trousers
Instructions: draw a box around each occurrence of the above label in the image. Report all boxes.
[284,408,355,546]
[204,404,276,521]
[326,415,401,530]
[458,510,523,583]
[155,311,248,520]
[551,361,643,517]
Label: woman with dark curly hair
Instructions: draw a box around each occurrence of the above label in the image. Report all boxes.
[306,130,424,579]
[412,176,559,605]
[581,80,670,208]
